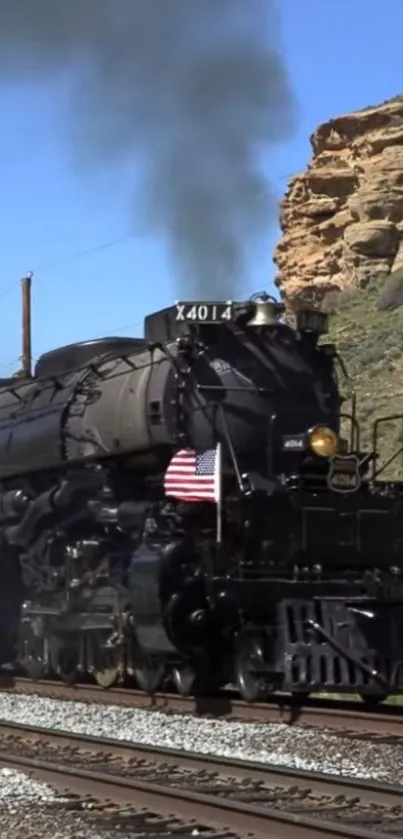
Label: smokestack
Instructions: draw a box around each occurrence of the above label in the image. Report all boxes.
[0,2,296,298]
[20,272,32,378]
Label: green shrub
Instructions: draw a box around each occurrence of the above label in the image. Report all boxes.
[321,291,340,313]
[354,338,386,366]
[377,268,403,310]
[322,287,359,313]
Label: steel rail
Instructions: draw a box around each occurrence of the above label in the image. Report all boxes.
[0,723,399,839]
[0,719,401,808]
[2,675,403,736]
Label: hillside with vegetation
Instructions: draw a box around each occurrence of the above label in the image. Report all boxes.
[322,269,403,479]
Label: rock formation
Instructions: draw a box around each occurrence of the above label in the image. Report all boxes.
[274,96,403,306]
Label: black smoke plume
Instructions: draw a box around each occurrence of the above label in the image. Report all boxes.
[0,1,296,298]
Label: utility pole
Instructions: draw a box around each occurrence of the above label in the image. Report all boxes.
[20,272,33,378]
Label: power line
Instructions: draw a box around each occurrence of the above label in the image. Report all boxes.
[0,233,133,302]
[0,233,154,371]
[0,280,22,303]
[108,319,142,333]
[0,317,144,373]
[36,234,132,273]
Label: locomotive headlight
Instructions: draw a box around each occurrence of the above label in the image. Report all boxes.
[308,425,338,458]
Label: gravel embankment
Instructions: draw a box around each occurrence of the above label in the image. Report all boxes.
[0,767,64,806]
[0,768,76,839]
[0,692,401,784]
[0,768,205,838]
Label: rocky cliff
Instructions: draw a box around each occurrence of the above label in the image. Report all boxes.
[274,96,403,306]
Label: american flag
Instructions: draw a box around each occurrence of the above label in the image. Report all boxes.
[163,446,221,503]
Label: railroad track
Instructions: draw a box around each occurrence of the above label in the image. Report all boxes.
[1,674,403,737]
[0,720,401,838]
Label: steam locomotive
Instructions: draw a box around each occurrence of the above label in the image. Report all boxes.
[0,290,402,703]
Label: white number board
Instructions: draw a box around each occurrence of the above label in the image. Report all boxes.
[175,301,233,323]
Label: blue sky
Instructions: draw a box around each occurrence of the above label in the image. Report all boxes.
[0,0,401,374]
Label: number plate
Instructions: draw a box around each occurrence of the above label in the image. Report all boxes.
[175,301,233,324]
[327,454,361,494]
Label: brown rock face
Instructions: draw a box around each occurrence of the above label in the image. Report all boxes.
[274,97,403,306]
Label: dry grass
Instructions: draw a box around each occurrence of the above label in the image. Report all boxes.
[322,274,403,479]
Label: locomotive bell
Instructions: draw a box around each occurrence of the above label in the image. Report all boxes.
[247,295,280,328]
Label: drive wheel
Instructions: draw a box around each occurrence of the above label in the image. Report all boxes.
[291,690,311,702]
[19,622,46,681]
[359,691,388,706]
[20,639,46,681]
[172,665,197,696]
[235,630,270,703]
[54,644,79,684]
[134,656,165,693]
[92,634,123,689]
[94,667,121,689]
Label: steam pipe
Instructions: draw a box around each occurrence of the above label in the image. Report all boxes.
[6,472,105,548]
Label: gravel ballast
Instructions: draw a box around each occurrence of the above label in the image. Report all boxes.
[0,766,207,838]
[0,766,63,805]
[0,774,199,839]
[0,693,400,784]
[0,768,77,839]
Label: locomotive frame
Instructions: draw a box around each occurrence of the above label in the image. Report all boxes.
[1,284,403,704]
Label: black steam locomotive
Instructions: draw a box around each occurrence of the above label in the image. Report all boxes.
[0,291,402,703]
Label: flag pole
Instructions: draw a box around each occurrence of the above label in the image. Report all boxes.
[216,442,222,545]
